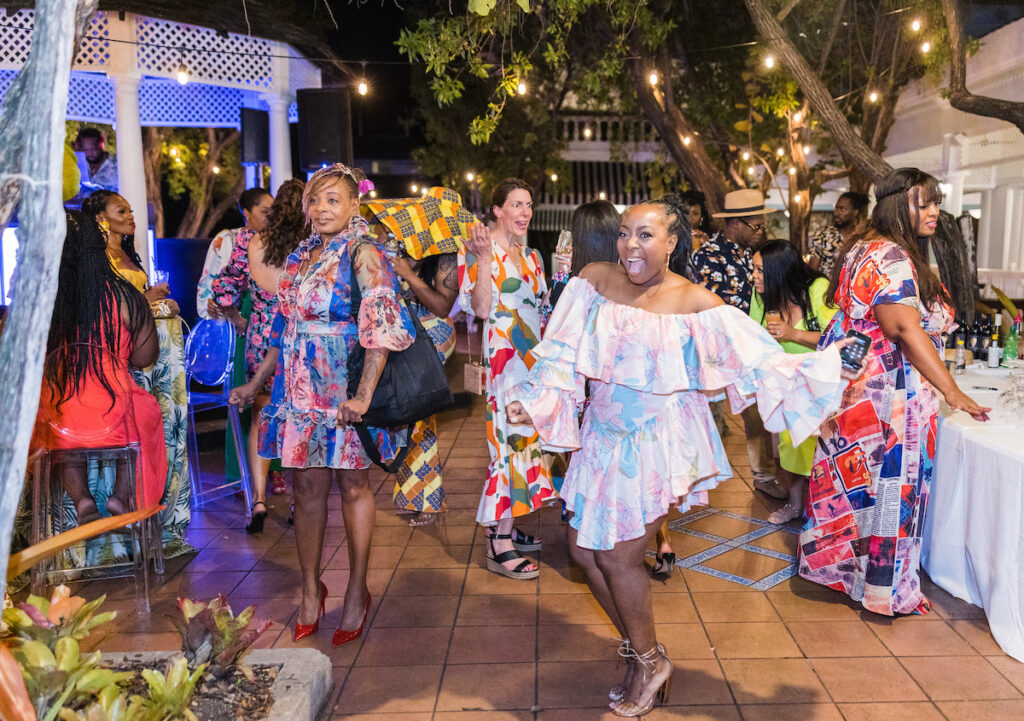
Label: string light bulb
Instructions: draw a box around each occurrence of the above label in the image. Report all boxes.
[747,166,755,175]
[742,151,750,161]
[793,111,802,123]
[466,171,475,181]
[776,147,785,157]
[169,147,178,157]
[921,41,931,54]
[683,136,692,146]
[868,91,879,103]
[803,145,811,154]
[517,80,527,95]
[357,80,368,96]
[648,70,658,86]
[911,19,921,32]
[176,62,189,85]
[550,173,558,182]
[598,191,606,200]
[583,126,592,139]
[369,190,376,198]
[212,165,220,174]
[411,184,418,193]
[764,55,776,69]
[789,167,796,175]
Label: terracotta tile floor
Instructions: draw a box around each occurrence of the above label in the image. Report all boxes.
[72,392,1024,720]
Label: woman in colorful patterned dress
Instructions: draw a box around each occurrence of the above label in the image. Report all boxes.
[459,178,555,580]
[230,165,414,645]
[507,196,859,716]
[212,178,306,533]
[390,248,459,525]
[798,168,989,616]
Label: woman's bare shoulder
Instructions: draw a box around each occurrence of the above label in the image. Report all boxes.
[578,262,618,287]
[672,278,724,315]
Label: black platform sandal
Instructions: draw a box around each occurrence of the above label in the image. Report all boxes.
[245,501,268,534]
[509,527,542,551]
[649,552,676,581]
[485,532,539,580]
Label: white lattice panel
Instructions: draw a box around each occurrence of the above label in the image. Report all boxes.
[73,12,109,68]
[134,17,273,90]
[139,79,247,127]
[0,70,17,110]
[66,72,114,123]
[0,10,36,69]
[256,99,299,123]
[0,10,110,70]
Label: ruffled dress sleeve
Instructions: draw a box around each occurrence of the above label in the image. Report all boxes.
[196,229,236,319]
[846,240,921,320]
[351,242,415,352]
[516,277,846,450]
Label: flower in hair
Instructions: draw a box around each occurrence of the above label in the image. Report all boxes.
[358,179,375,197]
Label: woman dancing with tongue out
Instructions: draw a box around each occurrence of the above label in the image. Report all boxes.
[506,195,862,716]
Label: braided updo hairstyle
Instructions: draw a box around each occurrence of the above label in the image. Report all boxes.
[646,194,693,279]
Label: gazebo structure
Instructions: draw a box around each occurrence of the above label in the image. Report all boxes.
[0,7,321,274]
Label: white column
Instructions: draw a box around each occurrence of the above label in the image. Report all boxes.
[261,93,292,194]
[112,73,150,273]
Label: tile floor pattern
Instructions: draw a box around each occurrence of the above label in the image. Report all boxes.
[72,400,1024,721]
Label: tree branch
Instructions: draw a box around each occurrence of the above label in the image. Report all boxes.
[744,0,893,184]
[776,0,804,23]
[941,0,1024,134]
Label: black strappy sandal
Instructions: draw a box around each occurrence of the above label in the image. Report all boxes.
[485,532,539,580]
[245,501,268,534]
[649,552,676,581]
[509,527,542,551]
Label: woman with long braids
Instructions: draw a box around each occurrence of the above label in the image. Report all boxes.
[33,211,166,521]
[212,178,306,533]
[82,190,177,317]
[230,164,414,646]
[506,195,861,715]
[799,168,989,615]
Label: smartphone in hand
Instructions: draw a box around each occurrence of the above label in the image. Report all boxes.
[839,329,872,372]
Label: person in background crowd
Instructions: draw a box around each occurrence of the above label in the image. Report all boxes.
[507,195,858,716]
[549,199,620,311]
[230,164,414,646]
[197,188,273,320]
[74,127,118,193]
[691,189,778,497]
[460,178,555,580]
[807,191,869,277]
[679,190,713,251]
[212,179,306,532]
[799,168,989,615]
[749,239,836,524]
[33,211,165,523]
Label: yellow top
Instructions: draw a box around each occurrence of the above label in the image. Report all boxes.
[107,251,148,292]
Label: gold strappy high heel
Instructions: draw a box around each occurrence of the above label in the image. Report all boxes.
[610,643,672,717]
[609,639,633,701]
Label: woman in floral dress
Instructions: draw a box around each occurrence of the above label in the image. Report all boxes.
[798,168,989,615]
[213,178,305,533]
[507,196,858,716]
[459,178,555,580]
[230,164,414,646]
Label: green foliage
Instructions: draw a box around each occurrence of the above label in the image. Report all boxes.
[56,658,206,721]
[4,589,116,650]
[168,595,270,679]
[160,130,238,206]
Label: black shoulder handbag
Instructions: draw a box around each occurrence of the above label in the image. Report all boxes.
[346,244,454,471]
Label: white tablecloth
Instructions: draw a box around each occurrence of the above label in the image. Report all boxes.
[922,366,1024,661]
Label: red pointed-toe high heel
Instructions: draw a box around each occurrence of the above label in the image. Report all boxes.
[293,581,327,641]
[332,593,371,647]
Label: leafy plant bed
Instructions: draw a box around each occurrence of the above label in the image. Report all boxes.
[105,657,279,721]
[102,650,333,721]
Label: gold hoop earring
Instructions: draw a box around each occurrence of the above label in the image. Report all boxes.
[617,257,625,269]
[97,219,110,239]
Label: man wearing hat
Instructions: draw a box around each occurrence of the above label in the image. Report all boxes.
[691,188,773,313]
[692,189,782,498]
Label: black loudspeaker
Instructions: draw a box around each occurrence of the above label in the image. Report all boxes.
[296,87,353,171]
[240,108,269,164]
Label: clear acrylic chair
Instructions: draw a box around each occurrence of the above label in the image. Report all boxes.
[31,344,165,613]
[183,318,253,516]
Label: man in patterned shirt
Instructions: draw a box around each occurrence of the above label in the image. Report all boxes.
[807,191,869,277]
[692,189,773,313]
[692,189,782,497]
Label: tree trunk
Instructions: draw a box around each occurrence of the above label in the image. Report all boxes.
[199,172,244,238]
[744,0,893,185]
[629,57,732,214]
[174,128,239,238]
[142,126,169,238]
[942,0,1024,134]
[0,0,98,602]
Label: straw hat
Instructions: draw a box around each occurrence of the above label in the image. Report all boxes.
[363,187,477,259]
[711,189,776,218]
